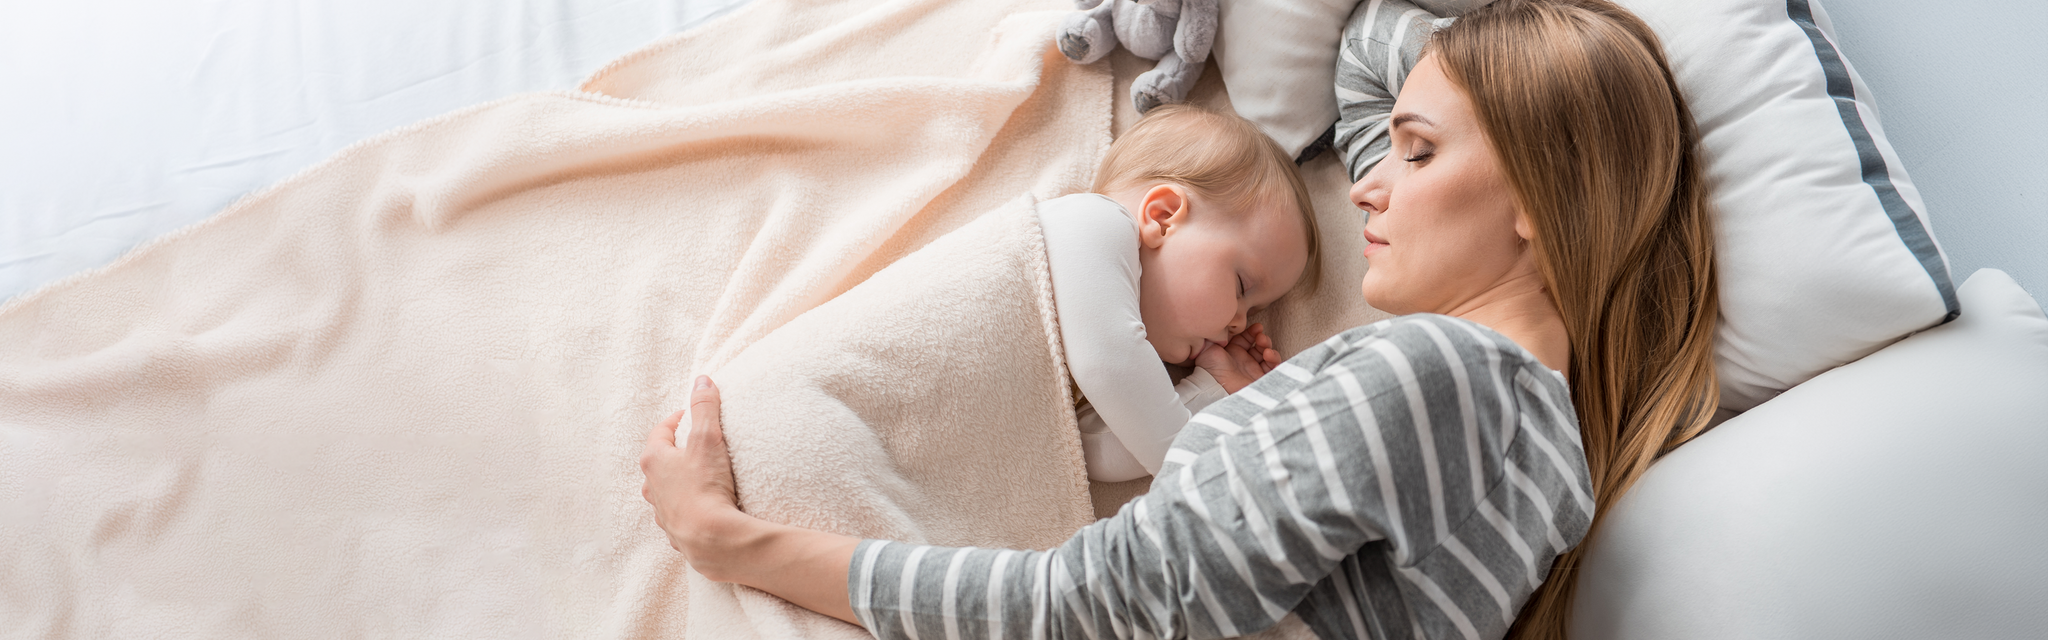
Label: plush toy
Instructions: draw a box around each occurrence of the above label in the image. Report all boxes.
[1056,0,1218,114]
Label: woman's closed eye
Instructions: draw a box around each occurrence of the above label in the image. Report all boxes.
[1404,143,1436,163]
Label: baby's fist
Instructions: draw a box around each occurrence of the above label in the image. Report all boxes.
[1196,324,1280,394]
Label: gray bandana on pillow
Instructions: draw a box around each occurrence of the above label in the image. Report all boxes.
[1335,0,1455,182]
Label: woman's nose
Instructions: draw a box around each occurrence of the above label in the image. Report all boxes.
[1350,163,1390,215]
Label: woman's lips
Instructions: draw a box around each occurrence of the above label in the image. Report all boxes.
[1362,228,1390,257]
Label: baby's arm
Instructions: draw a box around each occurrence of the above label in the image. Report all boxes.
[1041,194,1198,480]
[1074,365,1231,481]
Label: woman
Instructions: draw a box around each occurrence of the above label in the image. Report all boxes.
[640,0,1718,638]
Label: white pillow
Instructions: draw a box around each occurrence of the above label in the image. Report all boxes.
[1625,0,1957,410]
[1325,0,1956,411]
[1213,0,1496,159]
[1212,0,1359,159]
[1571,269,2048,639]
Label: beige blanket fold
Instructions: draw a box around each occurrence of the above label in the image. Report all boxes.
[705,197,1094,639]
[0,0,1108,637]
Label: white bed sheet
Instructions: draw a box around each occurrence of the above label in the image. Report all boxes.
[0,0,747,303]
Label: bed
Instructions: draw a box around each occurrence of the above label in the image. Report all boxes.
[4,0,2045,638]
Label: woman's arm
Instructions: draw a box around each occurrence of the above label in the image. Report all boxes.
[643,316,1588,640]
[851,317,1590,640]
[638,377,862,626]
[638,348,1392,637]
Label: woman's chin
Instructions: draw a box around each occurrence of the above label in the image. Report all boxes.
[1358,277,1414,316]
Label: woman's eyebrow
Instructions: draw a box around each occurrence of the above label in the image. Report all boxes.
[1391,113,1435,129]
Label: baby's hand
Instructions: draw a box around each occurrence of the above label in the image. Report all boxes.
[1194,324,1283,394]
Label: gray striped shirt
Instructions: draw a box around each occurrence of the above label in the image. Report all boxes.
[850,315,1592,640]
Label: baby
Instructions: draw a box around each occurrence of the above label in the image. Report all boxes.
[1042,104,1322,481]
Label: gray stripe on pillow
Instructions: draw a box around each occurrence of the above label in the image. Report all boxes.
[1786,0,1960,322]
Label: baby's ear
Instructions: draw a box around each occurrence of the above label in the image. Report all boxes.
[1137,184,1189,248]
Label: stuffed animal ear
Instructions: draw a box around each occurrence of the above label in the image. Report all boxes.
[1173,0,1218,66]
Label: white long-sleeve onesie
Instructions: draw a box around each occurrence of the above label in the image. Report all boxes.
[1038,193,1229,482]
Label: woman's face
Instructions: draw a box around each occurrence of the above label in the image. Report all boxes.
[1349,54,1535,316]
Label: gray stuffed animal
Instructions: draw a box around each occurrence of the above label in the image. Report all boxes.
[1056,0,1217,114]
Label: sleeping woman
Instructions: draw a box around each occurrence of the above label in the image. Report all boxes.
[642,0,1722,638]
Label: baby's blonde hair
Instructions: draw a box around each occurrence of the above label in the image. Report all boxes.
[1091,104,1323,291]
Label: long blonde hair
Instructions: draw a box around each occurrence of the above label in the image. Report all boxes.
[1426,1,1720,637]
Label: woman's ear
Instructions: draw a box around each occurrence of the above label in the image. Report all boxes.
[1513,208,1537,243]
[1137,184,1189,249]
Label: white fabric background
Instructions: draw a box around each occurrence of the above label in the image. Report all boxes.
[0,0,745,302]
[1824,0,2048,312]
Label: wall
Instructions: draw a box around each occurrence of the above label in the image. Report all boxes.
[1822,0,2048,311]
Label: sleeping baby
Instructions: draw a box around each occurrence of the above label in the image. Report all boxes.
[1044,104,1321,481]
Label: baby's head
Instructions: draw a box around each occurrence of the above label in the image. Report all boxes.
[1095,105,1322,365]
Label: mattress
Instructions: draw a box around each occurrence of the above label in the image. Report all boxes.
[0,0,747,303]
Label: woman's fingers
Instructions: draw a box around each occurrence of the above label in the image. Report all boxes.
[640,375,749,563]
[682,377,740,507]
[647,409,685,450]
[641,406,687,534]
[684,377,739,500]
[686,376,724,454]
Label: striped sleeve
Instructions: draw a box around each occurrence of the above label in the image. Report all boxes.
[848,315,1593,640]
[1335,0,1451,182]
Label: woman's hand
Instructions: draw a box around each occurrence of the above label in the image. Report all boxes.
[640,376,755,581]
[639,376,864,625]
[1195,323,1282,393]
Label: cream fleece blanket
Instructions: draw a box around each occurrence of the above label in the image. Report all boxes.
[0,0,1110,637]
[705,198,1095,639]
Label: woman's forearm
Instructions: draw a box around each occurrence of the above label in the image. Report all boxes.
[670,490,863,627]
[718,519,862,626]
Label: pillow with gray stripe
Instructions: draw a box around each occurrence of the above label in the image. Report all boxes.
[1334,0,1956,412]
